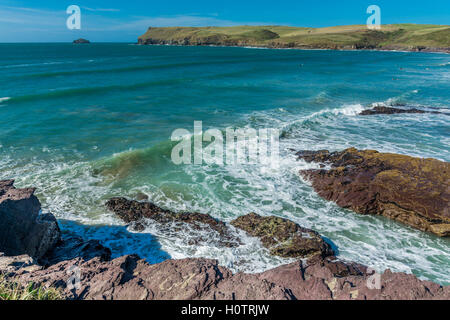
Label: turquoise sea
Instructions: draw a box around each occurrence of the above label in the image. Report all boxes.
[0,43,449,284]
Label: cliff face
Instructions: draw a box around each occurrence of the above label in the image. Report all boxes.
[138,25,450,52]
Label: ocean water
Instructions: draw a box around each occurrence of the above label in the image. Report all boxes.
[0,43,449,284]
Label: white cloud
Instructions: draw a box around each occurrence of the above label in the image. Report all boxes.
[0,5,270,42]
[82,7,120,12]
[91,15,253,31]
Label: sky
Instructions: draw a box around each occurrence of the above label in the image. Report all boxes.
[0,0,449,42]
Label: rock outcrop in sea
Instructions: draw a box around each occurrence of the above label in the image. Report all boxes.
[106,197,240,247]
[359,106,443,115]
[231,213,334,259]
[296,148,450,237]
[73,38,90,44]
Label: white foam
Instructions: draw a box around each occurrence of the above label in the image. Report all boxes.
[1,101,449,285]
[0,97,11,103]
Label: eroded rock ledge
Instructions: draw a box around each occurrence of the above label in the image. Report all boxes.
[296,148,450,237]
[5,253,449,300]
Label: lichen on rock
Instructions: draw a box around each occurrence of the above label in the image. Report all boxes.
[230,213,334,259]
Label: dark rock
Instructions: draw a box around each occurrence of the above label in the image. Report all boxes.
[12,254,449,300]
[41,236,111,266]
[0,180,61,259]
[231,213,334,258]
[296,148,450,236]
[73,38,90,44]
[105,197,239,247]
[359,106,442,115]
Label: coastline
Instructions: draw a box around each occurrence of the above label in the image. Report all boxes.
[136,41,450,54]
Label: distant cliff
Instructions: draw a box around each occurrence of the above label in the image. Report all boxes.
[138,24,450,53]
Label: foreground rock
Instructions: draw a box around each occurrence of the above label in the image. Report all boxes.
[296,148,450,237]
[0,180,60,259]
[359,106,442,115]
[231,213,334,259]
[6,254,448,300]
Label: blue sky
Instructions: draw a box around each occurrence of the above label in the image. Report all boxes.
[1,0,449,42]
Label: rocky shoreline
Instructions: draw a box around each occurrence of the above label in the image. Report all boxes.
[137,39,450,54]
[1,177,449,300]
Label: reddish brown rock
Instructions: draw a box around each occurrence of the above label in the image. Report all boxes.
[231,213,334,259]
[0,180,60,259]
[10,254,449,300]
[296,148,450,236]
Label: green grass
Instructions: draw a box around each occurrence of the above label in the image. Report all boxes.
[0,274,62,300]
[138,24,450,50]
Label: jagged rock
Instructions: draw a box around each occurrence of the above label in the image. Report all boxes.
[230,213,334,259]
[41,236,111,266]
[12,254,449,300]
[105,197,239,247]
[359,106,442,115]
[296,148,450,236]
[0,180,61,259]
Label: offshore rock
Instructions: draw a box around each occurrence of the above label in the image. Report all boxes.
[359,106,442,115]
[73,38,90,44]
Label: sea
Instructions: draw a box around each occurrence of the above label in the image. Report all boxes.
[0,43,449,284]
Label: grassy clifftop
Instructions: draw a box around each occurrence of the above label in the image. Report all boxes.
[138,24,450,52]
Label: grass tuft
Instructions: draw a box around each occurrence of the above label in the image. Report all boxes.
[0,273,62,300]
